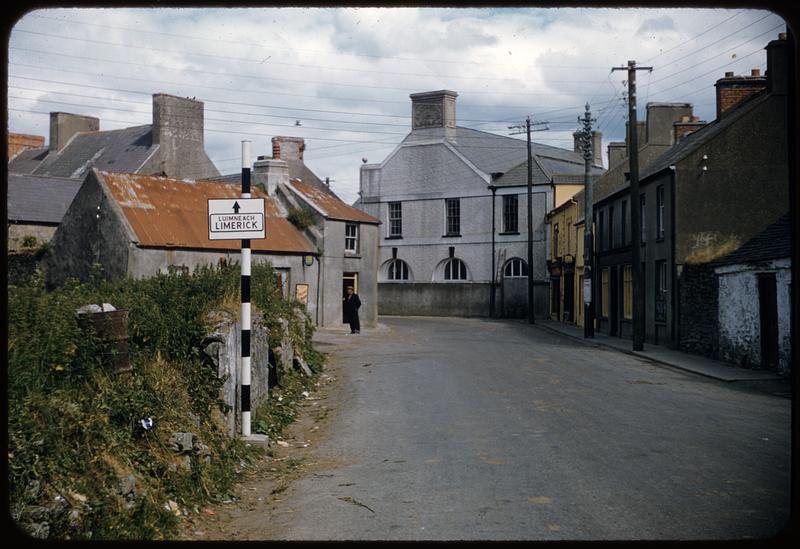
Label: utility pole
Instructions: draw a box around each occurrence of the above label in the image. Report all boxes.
[579,103,596,339]
[509,117,548,324]
[612,60,652,351]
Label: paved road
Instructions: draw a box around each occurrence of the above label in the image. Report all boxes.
[267,317,791,541]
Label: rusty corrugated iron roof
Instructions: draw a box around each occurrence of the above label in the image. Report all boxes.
[288,179,380,224]
[100,171,317,254]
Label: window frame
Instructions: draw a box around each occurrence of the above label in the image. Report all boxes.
[503,258,528,278]
[445,198,461,236]
[656,185,665,240]
[387,259,410,281]
[502,194,519,233]
[444,258,468,281]
[345,222,358,254]
[388,201,402,237]
[623,265,633,320]
[601,268,609,318]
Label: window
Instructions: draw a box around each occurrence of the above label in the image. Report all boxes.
[598,210,605,251]
[623,265,633,319]
[445,198,460,235]
[640,194,646,243]
[656,185,665,240]
[609,206,615,249]
[444,258,468,281]
[387,259,410,281]
[655,260,667,322]
[504,258,528,278]
[553,223,559,257]
[388,202,402,237]
[503,195,518,233]
[601,268,609,318]
[345,223,358,253]
[621,200,627,245]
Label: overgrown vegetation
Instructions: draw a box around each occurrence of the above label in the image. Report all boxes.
[8,263,323,540]
[286,207,316,229]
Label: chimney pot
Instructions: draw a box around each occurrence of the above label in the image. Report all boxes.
[779,32,787,40]
[725,71,734,78]
[751,68,761,77]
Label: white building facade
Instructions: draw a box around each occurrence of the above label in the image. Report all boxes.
[357,90,598,318]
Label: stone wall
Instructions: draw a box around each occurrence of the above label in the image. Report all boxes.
[678,263,719,358]
[379,282,492,317]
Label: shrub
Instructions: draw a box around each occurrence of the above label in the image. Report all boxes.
[7,262,320,539]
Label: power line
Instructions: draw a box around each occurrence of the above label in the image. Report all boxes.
[11,27,608,84]
[26,12,609,71]
[9,45,608,99]
[643,10,744,63]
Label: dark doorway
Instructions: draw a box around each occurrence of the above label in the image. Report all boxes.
[342,272,358,323]
[563,273,574,323]
[757,273,779,369]
[609,266,619,336]
[550,278,560,320]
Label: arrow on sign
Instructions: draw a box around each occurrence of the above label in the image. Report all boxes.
[233,201,240,214]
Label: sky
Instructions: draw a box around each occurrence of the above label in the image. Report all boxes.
[7,6,788,204]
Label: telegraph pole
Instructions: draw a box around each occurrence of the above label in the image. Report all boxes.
[509,117,548,324]
[579,103,596,339]
[612,60,652,351]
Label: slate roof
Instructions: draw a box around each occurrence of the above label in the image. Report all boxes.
[401,126,594,185]
[713,213,791,266]
[98,171,317,254]
[29,125,157,180]
[640,90,771,181]
[287,179,380,224]
[7,174,81,224]
[8,147,50,174]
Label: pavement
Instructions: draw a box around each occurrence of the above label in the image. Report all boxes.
[534,318,787,383]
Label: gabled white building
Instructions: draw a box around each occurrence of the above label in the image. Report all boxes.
[356,90,603,317]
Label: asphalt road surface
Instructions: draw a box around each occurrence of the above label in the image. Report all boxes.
[243,316,792,541]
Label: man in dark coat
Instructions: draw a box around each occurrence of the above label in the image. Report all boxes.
[343,286,361,334]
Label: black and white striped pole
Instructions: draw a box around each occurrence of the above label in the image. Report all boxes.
[241,140,252,437]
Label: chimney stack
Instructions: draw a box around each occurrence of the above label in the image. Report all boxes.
[573,130,603,167]
[271,136,305,161]
[253,154,289,196]
[607,141,627,169]
[645,102,693,146]
[765,32,789,95]
[49,112,99,152]
[152,94,205,146]
[714,69,767,119]
[410,90,458,130]
[673,115,706,144]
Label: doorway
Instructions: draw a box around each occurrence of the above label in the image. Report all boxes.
[757,273,779,369]
[342,272,359,323]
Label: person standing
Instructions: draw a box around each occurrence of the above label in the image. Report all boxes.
[343,286,361,334]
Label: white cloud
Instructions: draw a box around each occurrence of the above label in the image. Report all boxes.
[8,7,785,203]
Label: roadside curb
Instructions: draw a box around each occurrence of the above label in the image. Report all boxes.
[532,321,765,383]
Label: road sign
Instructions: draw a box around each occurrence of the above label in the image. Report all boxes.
[208,198,266,240]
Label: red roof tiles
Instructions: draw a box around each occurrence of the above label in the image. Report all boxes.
[289,179,380,224]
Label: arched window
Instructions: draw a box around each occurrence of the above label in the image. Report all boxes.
[444,258,468,281]
[504,258,528,278]
[387,259,410,281]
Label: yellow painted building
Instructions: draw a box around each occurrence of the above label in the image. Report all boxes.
[545,188,587,327]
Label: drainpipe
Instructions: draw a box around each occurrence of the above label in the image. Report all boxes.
[490,184,497,317]
[670,166,679,349]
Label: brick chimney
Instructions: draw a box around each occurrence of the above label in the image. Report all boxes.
[49,112,99,152]
[8,132,45,160]
[410,90,458,130]
[272,136,305,161]
[252,154,288,196]
[714,68,767,119]
[672,115,707,144]
[765,32,789,95]
[152,94,205,146]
